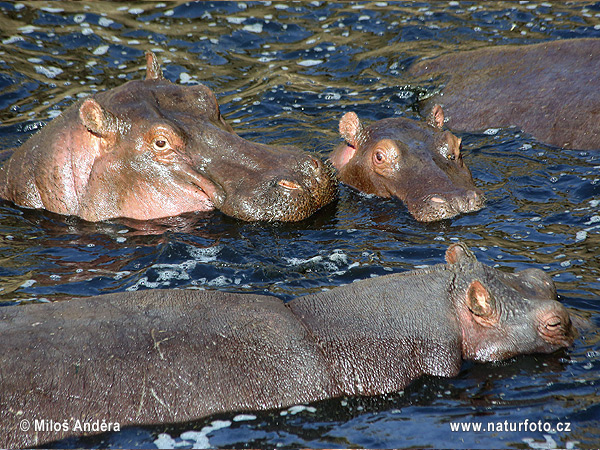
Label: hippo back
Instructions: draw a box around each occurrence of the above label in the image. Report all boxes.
[0,289,340,448]
[289,266,463,396]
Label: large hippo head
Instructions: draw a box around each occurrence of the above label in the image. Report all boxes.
[445,243,576,362]
[329,106,484,222]
[0,52,337,222]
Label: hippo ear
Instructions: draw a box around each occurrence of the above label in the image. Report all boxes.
[428,104,445,129]
[145,51,164,81]
[466,280,497,325]
[339,112,363,147]
[79,99,119,139]
[445,242,476,265]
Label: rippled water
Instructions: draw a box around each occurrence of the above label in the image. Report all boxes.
[1,1,599,449]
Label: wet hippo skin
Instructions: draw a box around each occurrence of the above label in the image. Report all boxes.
[0,52,338,222]
[329,106,485,221]
[409,38,600,150]
[0,243,575,448]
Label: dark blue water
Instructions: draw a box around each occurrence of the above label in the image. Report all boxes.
[0,2,599,449]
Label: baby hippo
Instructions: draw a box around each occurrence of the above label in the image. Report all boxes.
[330,106,485,221]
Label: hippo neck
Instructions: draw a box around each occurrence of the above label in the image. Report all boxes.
[288,266,464,397]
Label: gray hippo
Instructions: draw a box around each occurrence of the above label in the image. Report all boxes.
[0,243,574,448]
[0,52,337,222]
[329,106,485,221]
[408,38,600,150]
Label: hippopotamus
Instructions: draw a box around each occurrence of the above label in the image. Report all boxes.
[0,243,574,448]
[329,107,485,221]
[0,52,337,222]
[408,38,600,150]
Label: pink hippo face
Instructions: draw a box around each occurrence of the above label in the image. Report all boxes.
[330,105,484,222]
[0,52,337,222]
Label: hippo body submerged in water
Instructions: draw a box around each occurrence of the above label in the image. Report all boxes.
[409,38,600,150]
[0,52,337,222]
[0,243,574,448]
[330,106,485,222]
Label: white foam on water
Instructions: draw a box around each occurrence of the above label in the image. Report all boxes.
[297,59,323,67]
[522,434,579,450]
[206,275,231,287]
[20,280,36,288]
[35,65,63,79]
[232,414,256,421]
[2,36,24,45]
[244,23,263,33]
[227,17,246,24]
[280,404,317,416]
[93,45,109,55]
[19,25,38,34]
[189,245,222,262]
[40,6,64,13]
[154,420,232,449]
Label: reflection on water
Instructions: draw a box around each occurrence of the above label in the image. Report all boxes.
[1,1,599,449]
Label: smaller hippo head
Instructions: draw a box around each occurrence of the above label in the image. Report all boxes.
[329,106,484,222]
[446,243,575,362]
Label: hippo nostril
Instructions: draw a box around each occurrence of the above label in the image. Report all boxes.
[278,179,302,190]
[430,196,447,204]
[308,156,321,172]
[466,190,480,209]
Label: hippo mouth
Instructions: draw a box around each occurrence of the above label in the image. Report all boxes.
[176,165,221,211]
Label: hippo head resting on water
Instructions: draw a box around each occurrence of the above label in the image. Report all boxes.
[442,243,574,362]
[0,52,337,222]
[329,106,484,222]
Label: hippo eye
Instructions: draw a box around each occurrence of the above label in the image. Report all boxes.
[374,151,385,164]
[153,138,169,151]
[546,318,562,330]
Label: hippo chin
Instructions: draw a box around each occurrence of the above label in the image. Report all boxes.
[329,106,484,222]
[0,52,337,222]
[408,38,600,150]
[0,243,574,448]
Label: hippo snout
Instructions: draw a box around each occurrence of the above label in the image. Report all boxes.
[220,154,338,222]
[278,156,326,191]
[414,189,485,222]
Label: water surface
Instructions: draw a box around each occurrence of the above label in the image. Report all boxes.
[0,1,599,448]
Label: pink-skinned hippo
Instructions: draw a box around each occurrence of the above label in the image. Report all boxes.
[408,38,600,150]
[330,106,485,221]
[0,52,337,222]
[0,243,575,448]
